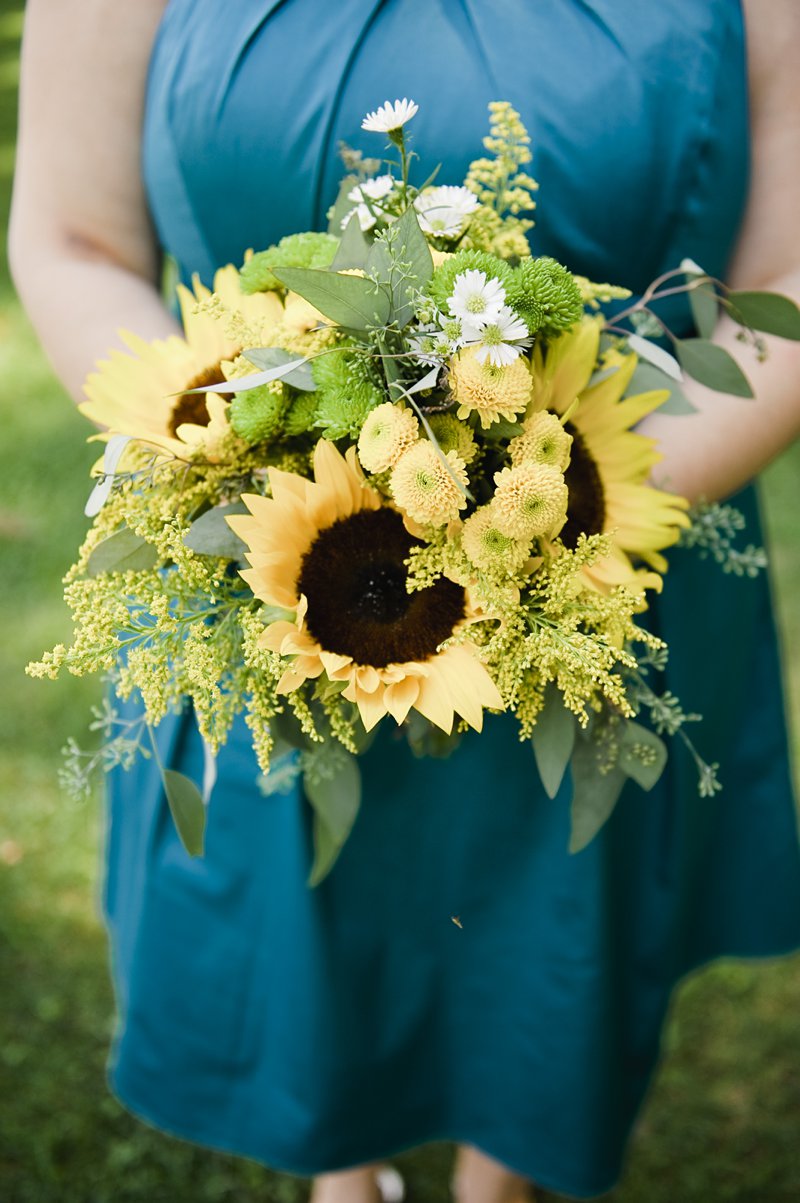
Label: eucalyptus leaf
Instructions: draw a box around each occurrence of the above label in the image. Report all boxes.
[85,434,133,517]
[675,338,754,398]
[627,334,682,381]
[568,733,627,854]
[182,357,310,396]
[271,266,391,331]
[162,768,206,857]
[304,751,361,886]
[331,212,372,272]
[327,176,358,235]
[725,290,800,341]
[625,362,697,415]
[387,206,434,327]
[183,503,248,559]
[687,281,719,341]
[618,720,668,791]
[86,527,159,577]
[531,686,576,799]
[244,347,315,390]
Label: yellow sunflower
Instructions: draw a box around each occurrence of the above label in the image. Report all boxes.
[228,440,503,734]
[80,265,284,457]
[529,316,690,591]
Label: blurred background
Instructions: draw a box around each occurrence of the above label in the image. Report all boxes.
[1,2,799,1200]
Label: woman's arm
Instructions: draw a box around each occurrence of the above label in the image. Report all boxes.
[8,0,177,403]
[641,0,800,502]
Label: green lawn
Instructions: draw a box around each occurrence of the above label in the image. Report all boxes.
[1,3,799,1200]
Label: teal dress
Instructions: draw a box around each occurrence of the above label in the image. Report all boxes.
[104,1,800,1194]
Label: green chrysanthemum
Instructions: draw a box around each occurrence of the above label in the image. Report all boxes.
[240,232,339,295]
[426,249,514,312]
[428,414,478,465]
[283,390,319,437]
[229,383,287,444]
[506,257,584,335]
[461,504,531,575]
[312,344,385,440]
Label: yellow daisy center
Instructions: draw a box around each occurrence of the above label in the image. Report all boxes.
[297,508,465,668]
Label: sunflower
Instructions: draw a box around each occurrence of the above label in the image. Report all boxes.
[528,316,690,591]
[80,265,284,457]
[228,440,503,734]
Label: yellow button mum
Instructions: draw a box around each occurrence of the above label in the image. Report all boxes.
[357,402,419,473]
[492,462,569,539]
[449,346,531,428]
[390,441,469,527]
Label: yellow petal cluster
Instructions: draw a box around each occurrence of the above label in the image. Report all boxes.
[449,346,531,428]
[357,402,419,473]
[461,505,532,575]
[390,441,469,527]
[509,410,572,470]
[492,462,568,539]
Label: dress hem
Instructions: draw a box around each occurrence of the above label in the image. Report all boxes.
[107,941,800,1201]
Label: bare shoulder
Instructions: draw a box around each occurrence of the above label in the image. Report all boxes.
[11,0,170,280]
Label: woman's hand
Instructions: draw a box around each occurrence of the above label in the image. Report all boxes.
[640,0,800,503]
[8,0,177,403]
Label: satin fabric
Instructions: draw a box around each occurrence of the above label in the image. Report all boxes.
[104,2,800,1193]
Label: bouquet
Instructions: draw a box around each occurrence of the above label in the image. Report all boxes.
[31,99,800,883]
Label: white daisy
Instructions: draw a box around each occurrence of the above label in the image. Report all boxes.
[414,185,480,238]
[361,98,419,134]
[463,305,532,367]
[448,269,507,326]
[342,174,396,231]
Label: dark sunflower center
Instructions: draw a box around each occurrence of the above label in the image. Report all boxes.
[561,423,606,549]
[169,363,232,437]
[298,508,465,668]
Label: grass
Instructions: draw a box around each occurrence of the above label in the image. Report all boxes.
[1,2,799,1198]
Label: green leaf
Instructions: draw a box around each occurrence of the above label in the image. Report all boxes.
[162,769,206,857]
[244,347,315,390]
[331,213,372,272]
[618,720,668,791]
[568,733,626,853]
[86,527,159,576]
[183,503,248,559]
[687,281,719,340]
[625,362,697,415]
[725,290,800,341]
[271,266,391,331]
[531,685,576,799]
[387,206,434,327]
[303,751,362,886]
[327,176,358,235]
[675,338,754,398]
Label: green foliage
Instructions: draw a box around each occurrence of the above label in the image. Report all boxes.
[530,682,576,798]
[675,337,754,398]
[271,265,392,331]
[239,232,338,294]
[301,745,361,885]
[183,503,248,560]
[161,768,206,858]
[680,499,768,578]
[725,290,800,340]
[86,527,159,576]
